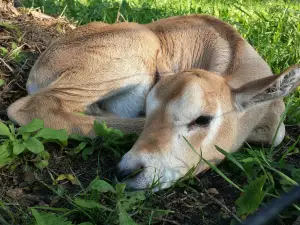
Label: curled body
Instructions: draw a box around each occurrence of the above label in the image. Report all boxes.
[7,15,300,190]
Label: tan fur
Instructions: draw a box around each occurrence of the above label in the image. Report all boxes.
[147,15,245,76]
[7,14,300,190]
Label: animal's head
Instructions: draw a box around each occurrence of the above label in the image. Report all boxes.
[117,66,300,191]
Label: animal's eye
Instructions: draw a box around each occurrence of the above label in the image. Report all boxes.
[192,116,213,127]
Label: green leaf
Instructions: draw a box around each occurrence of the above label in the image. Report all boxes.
[67,142,88,155]
[122,191,146,211]
[12,141,25,155]
[9,124,15,134]
[93,121,123,138]
[78,223,93,225]
[18,119,44,134]
[0,47,8,56]
[0,143,13,168]
[55,174,79,186]
[90,179,116,193]
[126,191,146,201]
[24,137,44,154]
[31,208,73,225]
[35,160,49,169]
[117,201,138,225]
[236,175,267,217]
[74,198,113,211]
[116,183,126,200]
[82,147,93,160]
[22,132,30,141]
[11,42,17,50]
[94,120,109,137]
[0,121,11,136]
[34,128,68,142]
[111,128,124,138]
[39,151,50,160]
[0,79,5,87]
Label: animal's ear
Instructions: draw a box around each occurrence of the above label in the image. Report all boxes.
[231,65,300,111]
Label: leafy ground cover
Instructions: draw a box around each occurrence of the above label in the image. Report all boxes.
[0,0,300,225]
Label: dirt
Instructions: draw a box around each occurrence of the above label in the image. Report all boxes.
[0,1,75,119]
[0,2,300,225]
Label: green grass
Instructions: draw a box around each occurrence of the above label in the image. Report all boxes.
[24,0,300,72]
[1,0,300,224]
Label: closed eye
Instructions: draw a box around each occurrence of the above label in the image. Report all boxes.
[188,115,213,128]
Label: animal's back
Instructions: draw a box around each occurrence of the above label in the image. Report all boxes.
[27,14,273,96]
[26,22,160,94]
[146,14,272,86]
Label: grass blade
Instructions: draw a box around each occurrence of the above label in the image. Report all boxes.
[183,137,244,192]
[201,157,244,193]
[215,145,249,178]
[266,165,298,186]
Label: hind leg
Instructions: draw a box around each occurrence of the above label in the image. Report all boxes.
[7,86,146,137]
[7,93,96,136]
[246,99,286,147]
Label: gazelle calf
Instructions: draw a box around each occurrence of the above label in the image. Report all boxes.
[7,15,300,190]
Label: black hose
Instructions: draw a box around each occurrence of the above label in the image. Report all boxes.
[243,185,300,225]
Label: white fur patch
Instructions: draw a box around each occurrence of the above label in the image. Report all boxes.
[146,85,160,116]
[273,122,285,147]
[100,83,149,118]
[26,80,39,94]
[146,87,160,115]
[202,102,223,147]
[168,82,203,124]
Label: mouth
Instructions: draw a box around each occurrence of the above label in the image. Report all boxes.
[116,151,188,191]
[118,176,174,192]
[115,166,160,190]
[116,165,183,192]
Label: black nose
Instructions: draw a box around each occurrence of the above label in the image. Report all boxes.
[116,165,144,182]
